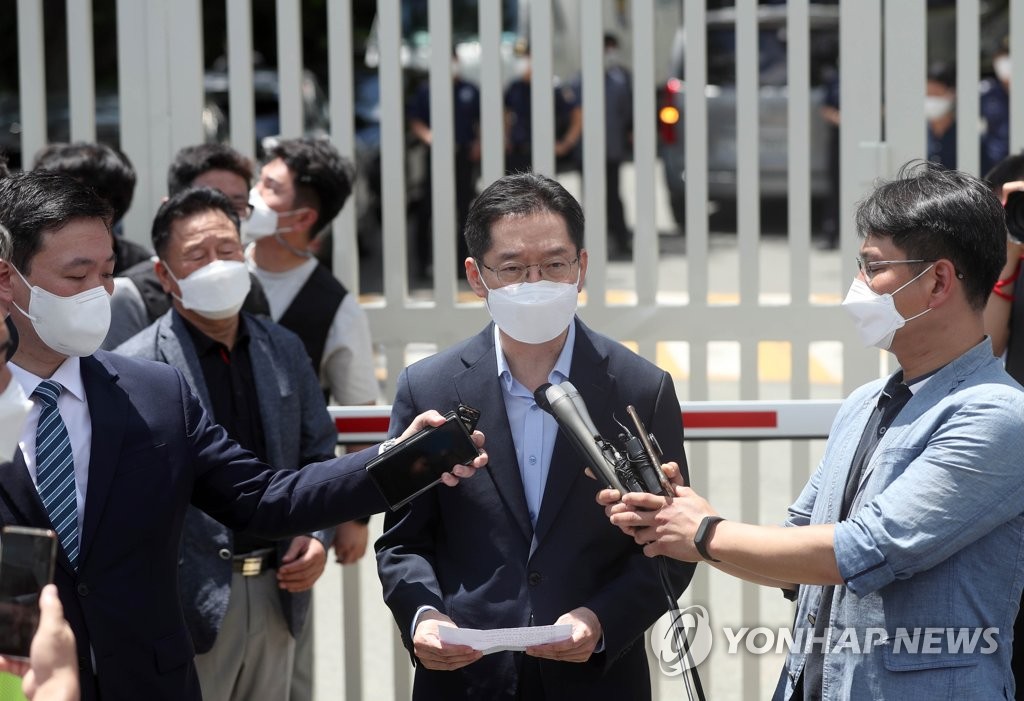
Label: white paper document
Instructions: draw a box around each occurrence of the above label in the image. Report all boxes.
[439,624,573,654]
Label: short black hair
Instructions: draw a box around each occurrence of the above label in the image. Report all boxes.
[167,143,254,196]
[151,187,241,259]
[854,161,1006,310]
[0,170,113,274]
[464,172,584,260]
[266,137,355,235]
[33,142,136,223]
[983,150,1024,192]
[927,62,956,89]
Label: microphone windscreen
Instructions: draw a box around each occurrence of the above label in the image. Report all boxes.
[534,382,554,413]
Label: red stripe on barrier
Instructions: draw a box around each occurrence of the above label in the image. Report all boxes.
[681,411,778,429]
[335,417,391,433]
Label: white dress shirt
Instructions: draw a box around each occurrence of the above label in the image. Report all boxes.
[10,357,92,539]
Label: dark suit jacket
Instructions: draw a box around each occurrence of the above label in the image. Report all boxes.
[115,310,337,652]
[375,320,695,700]
[0,351,384,701]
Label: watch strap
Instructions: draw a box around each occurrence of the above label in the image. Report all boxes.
[694,515,725,563]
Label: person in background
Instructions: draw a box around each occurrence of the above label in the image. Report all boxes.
[925,62,957,169]
[504,42,583,177]
[32,142,151,275]
[116,187,336,701]
[981,36,1011,176]
[101,143,269,350]
[407,49,480,277]
[243,136,377,701]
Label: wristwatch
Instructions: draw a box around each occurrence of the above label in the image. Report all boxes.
[378,437,399,455]
[694,516,725,563]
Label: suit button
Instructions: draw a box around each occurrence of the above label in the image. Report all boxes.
[218,548,232,560]
[77,583,89,597]
[527,572,542,586]
[807,612,816,625]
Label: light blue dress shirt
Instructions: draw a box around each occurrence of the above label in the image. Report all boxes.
[494,323,575,526]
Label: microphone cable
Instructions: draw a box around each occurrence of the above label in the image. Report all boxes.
[656,556,706,701]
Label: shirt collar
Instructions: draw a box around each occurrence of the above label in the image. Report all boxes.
[178,311,249,357]
[877,363,945,407]
[10,356,86,404]
[494,322,576,392]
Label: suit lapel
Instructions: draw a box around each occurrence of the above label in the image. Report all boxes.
[248,317,289,467]
[533,322,612,546]
[0,450,52,533]
[453,326,534,543]
[78,354,127,569]
[163,312,211,410]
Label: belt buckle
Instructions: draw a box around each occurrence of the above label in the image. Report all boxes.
[240,556,263,577]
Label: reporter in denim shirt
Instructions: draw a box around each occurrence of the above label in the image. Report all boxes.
[601,162,1024,700]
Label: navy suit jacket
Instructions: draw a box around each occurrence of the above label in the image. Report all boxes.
[375,320,695,700]
[115,310,337,652]
[0,351,384,701]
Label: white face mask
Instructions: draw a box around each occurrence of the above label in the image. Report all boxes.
[241,187,285,243]
[994,55,1011,83]
[841,265,933,350]
[11,267,111,357]
[165,259,251,320]
[924,95,953,121]
[481,273,580,345]
[0,378,31,464]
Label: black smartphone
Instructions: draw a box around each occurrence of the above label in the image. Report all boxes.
[0,526,58,660]
[366,405,481,510]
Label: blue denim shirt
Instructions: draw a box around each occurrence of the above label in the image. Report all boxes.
[775,339,1024,700]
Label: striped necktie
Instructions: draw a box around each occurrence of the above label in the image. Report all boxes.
[33,380,79,569]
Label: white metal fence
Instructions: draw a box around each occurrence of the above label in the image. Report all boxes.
[7,0,1024,698]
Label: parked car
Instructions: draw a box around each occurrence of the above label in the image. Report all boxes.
[657,2,839,228]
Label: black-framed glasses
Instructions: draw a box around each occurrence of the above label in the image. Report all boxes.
[855,257,936,282]
[477,256,580,285]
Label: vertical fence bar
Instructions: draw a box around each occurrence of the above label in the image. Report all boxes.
[166,0,205,151]
[530,0,555,177]
[377,0,409,310]
[478,0,505,189]
[226,0,256,161]
[788,0,811,304]
[328,0,360,293]
[632,0,657,306]
[684,0,709,307]
[66,0,96,143]
[580,1,606,303]
[883,0,926,172]
[956,0,980,175]
[735,0,759,306]
[17,0,47,169]
[275,0,303,139]
[1011,1,1024,154]
[840,0,884,392]
[428,0,456,303]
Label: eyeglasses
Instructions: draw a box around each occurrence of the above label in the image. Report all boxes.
[477,256,580,285]
[855,258,936,282]
[229,199,254,220]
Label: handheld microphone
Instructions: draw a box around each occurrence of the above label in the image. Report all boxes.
[534,383,627,493]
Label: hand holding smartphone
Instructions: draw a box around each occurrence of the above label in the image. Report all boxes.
[366,405,482,510]
[0,526,58,660]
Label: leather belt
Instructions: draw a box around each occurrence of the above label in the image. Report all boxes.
[232,548,275,576]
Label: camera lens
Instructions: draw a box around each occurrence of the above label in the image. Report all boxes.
[1005,191,1024,244]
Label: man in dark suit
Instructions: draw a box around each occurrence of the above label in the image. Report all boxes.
[0,170,487,701]
[115,187,335,700]
[375,172,694,700]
